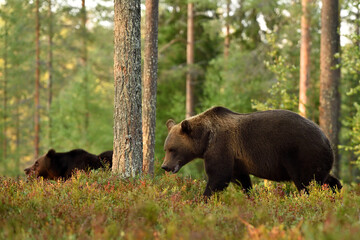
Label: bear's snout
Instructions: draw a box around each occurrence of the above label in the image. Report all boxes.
[161,164,180,173]
[161,165,171,172]
[24,168,31,175]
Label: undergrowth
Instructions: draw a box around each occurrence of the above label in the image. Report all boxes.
[1,170,359,239]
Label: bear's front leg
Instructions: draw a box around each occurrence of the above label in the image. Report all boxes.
[203,176,231,197]
[203,151,233,197]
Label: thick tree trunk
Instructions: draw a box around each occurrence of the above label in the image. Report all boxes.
[224,0,230,59]
[299,0,311,117]
[112,0,143,177]
[142,0,159,176]
[186,3,195,118]
[48,0,53,147]
[35,0,41,158]
[319,0,341,177]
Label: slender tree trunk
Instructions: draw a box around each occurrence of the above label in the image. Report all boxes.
[319,0,341,177]
[186,2,195,118]
[48,0,53,147]
[299,0,312,117]
[81,0,89,135]
[142,0,159,176]
[113,0,143,177]
[35,0,41,158]
[3,20,8,161]
[224,0,230,59]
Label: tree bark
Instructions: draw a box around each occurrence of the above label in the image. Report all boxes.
[48,0,53,147]
[35,0,41,158]
[299,0,312,117]
[319,0,341,177]
[113,0,143,177]
[224,0,230,59]
[142,0,159,176]
[186,2,195,118]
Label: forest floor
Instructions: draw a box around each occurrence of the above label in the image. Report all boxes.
[1,170,359,240]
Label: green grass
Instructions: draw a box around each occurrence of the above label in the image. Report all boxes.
[1,170,360,240]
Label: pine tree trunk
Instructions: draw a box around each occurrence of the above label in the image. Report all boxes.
[319,0,341,177]
[34,0,41,158]
[3,20,8,161]
[113,0,143,177]
[299,0,311,117]
[186,3,195,118]
[142,0,159,176]
[48,0,53,147]
[224,0,230,59]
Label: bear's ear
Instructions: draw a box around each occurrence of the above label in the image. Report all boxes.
[166,119,176,132]
[46,149,56,158]
[181,120,191,134]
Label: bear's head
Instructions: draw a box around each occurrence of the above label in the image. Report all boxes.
[24,149,58,180]
[161,118,210,173]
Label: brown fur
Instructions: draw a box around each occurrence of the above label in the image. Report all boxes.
[24,149,112,180]
[161,106,342,196]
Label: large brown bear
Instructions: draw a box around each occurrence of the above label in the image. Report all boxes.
[24,149,112,180]
[161,106,342,197]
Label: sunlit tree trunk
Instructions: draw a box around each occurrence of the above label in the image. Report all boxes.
[142,0,159,176]
[48,0,53,147]
[224,0,230,59]
[34,0,40,158]
[3,20,8,161]
[319,0,341,177]
[299,0,312,117]
[113,0,143,177]
[186,2,195,118]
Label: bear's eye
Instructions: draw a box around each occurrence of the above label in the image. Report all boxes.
[168,148,176,153]
[35,161,39,166]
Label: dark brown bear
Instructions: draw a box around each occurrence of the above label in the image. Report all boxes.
[24,149,112,180]
[161,106,342,197]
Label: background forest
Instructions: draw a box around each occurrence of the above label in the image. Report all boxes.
[1,0,360,183]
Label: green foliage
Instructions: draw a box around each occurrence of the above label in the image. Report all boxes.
[251,34,298,112]
[202,44,271,113]
[340,32,360,174]
[1,173,358,239]
[50,74,113,153]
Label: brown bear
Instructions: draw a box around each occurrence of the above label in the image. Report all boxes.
[24,149,112,180]
[161,106,342,197]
